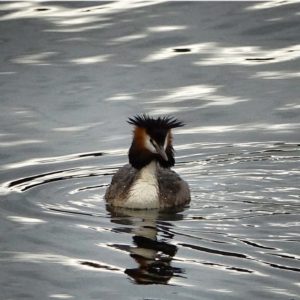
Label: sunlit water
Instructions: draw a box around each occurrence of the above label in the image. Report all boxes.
[1,1,300,300]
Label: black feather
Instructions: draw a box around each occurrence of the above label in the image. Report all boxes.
[127,114,185,130]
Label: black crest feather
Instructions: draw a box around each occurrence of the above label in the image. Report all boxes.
[127,114,184,130]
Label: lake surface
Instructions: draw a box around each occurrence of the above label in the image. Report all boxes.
[0,1,300,299]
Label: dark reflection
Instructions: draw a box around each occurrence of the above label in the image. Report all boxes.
[34,8,50,12]
[78,152,103,158]
[80,261,121,272]
[239,239,276,250]
[106,205,187,284]
[245,57,275,62]
[179,242,248,259]
[173,48,191,52]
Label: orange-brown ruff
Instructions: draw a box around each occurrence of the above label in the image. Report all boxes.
[105,114,190,209]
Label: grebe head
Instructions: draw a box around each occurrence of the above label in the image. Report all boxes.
[127,114,184,170]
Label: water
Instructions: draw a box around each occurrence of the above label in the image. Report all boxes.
[1,1,300,299]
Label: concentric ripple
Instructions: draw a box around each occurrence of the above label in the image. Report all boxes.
[0,142,299,299]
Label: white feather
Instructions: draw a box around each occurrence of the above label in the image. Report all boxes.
[144,132,169,153]
[126,161,159,209]
[144,133,156,153]
[163,131,169,150]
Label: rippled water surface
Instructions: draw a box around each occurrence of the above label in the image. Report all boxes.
[1,1,300,300]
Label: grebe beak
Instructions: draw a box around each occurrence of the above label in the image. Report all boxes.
[153,144,168,161]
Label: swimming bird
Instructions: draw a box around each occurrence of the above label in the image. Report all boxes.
[105,114,190,209]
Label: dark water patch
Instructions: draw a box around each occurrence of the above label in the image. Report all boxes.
[173,48,191,53]
[174,256,254,274]
[239,239,277,250]
[47,207,101,218]
[79,152,103,158]
[81,261,122,272]
[34,8,50,12]
[76,184,107,192]
[262,261,300,273]
[226,266,253,273]
[179,242,248,259]
[245,57,275,62]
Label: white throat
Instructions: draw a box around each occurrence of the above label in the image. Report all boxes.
[126,161,159,209]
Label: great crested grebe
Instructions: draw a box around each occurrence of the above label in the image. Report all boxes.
[105,114,190,209]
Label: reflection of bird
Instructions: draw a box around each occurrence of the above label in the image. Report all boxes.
[107,206,185,285]
[105,114,190,209]
[125,234,180,285]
